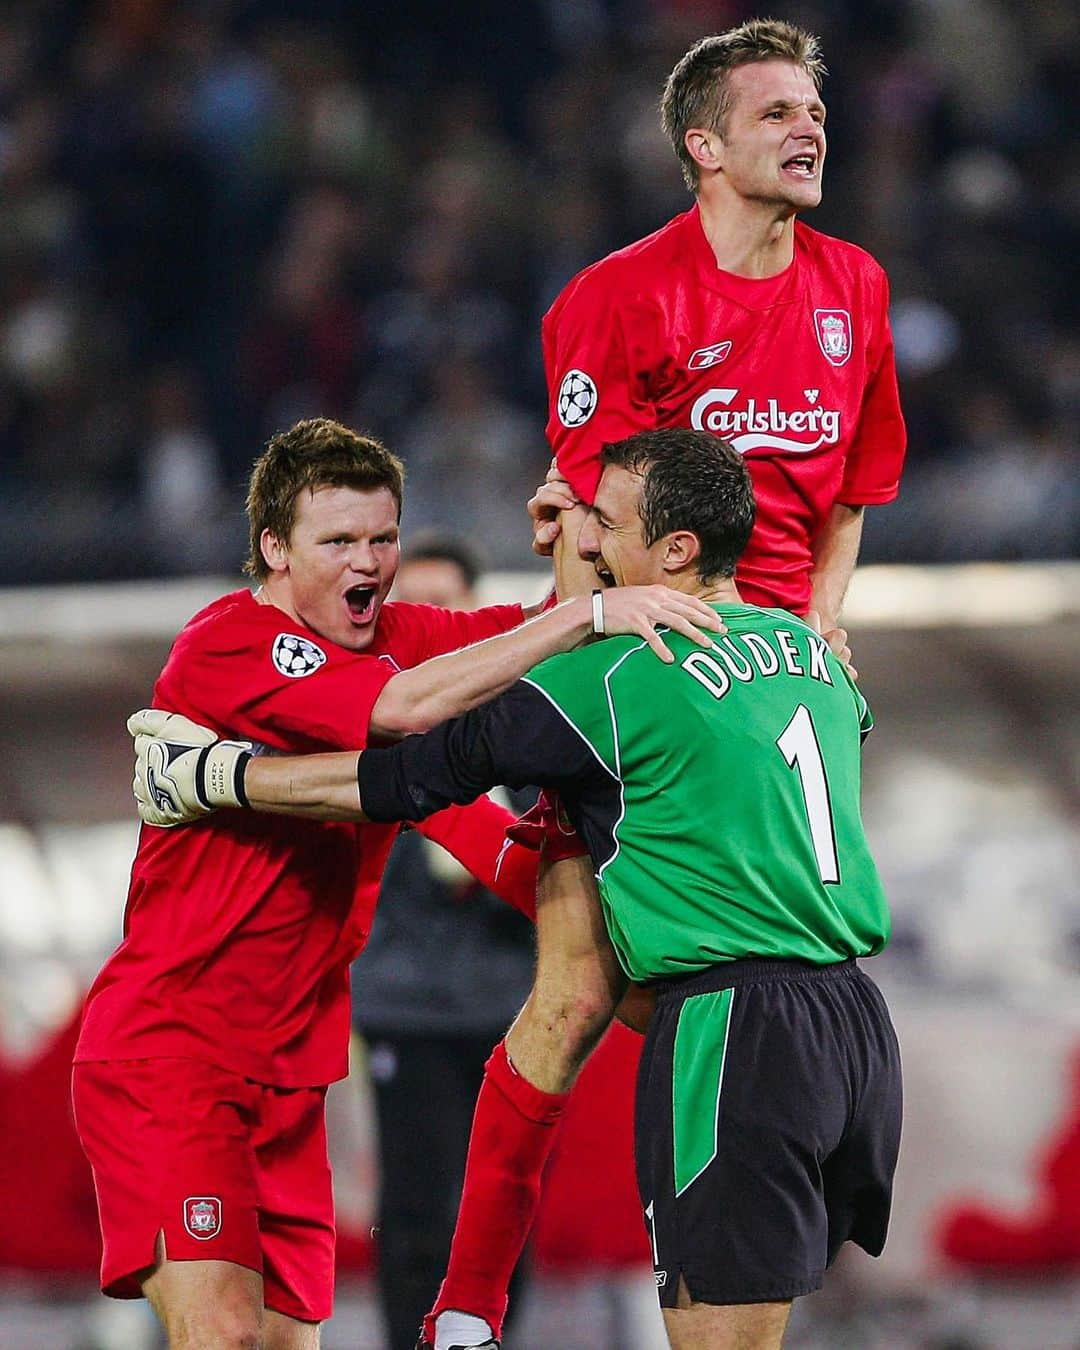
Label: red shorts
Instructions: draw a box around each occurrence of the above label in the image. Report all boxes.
[71,1058,334,1322]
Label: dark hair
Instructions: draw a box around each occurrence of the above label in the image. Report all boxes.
[661,18,826,192]
[402,531,482,590]
[244,418,405,580]
[600,429,755,582]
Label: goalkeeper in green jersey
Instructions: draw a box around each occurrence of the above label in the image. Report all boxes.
[130,428,901,1350]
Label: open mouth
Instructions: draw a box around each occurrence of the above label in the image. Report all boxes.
[782,154,817,178]
[595,564,615,587]
[345,585,377,622]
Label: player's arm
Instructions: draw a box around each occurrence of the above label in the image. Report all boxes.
[811,266,907,636]
[542,275,662,504]
[247,749,365,819]
[518,592,556,622]
[131,683,604,830]
[806,505,863,679]
[367,582,721,738]
[807,500,864,635]
[808,268,906,664]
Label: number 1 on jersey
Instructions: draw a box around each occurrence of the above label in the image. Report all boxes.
[776,704,840,885]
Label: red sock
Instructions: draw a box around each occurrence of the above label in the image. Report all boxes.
[423,1040,567,1342]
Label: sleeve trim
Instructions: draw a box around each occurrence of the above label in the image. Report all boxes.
[596,640,654,881]
[835,484,900,506]
[599,638,651,779]
[519,674,625,875]
[518,676,621,783]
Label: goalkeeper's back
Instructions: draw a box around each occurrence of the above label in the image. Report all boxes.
[523,604,889,983]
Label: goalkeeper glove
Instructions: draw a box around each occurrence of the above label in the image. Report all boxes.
[128,708,252,828]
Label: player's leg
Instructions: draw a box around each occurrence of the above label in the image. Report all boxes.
[505,851,627,1091]
[142,1237,264,1349]
[263,1307,322,1349]
[658,963,900,1350]
[820,965,902,1267]
[146,1262,320,1350]
[637,964,857,1350]
[662,1287,792,1350]
[72,1058,270,1348]
[423,854,626,1348]
[253,1082,335,1340]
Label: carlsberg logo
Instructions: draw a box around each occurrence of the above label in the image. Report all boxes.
[690,389,841,455]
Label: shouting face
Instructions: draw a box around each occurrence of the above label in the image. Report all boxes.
[261,484,401,651]
[714,59,826,213]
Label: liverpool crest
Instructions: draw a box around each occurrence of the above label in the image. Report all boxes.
[813,309,852,367]
[184,1196,222,1240]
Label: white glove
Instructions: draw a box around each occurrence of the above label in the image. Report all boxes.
[128,708,252,827]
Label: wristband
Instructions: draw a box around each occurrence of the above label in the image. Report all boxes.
[231,750,251,809]
[591,588,605,636]
[196,743,252,810]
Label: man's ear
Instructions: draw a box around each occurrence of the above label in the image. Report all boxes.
[684,127,723,177]
[662,530,701,574]
[261,529,289,575]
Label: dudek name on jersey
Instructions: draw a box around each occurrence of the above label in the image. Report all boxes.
[683,627,834,701]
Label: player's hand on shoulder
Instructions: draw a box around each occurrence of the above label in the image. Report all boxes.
[128,708,252,828]
[528,458,579,556]
[824,627,856,679]
[599,585,725,664]
[804,610,858,680]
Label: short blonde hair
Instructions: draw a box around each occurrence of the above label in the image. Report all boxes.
[661,18,826,192]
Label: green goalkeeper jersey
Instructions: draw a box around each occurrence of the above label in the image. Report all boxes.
[360,604,890,983]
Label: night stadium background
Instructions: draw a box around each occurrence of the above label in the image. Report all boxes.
[0,2,1076,1346]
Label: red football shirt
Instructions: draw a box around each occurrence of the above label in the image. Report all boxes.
[75,589,524,1087]
[542,207,906,613]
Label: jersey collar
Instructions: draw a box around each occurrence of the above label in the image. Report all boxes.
[683,204,806,310]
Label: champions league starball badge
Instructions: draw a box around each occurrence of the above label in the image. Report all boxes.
[557,368,598,427]
[272,633,328,679]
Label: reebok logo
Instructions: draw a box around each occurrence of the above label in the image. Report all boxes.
[688,341,732,370]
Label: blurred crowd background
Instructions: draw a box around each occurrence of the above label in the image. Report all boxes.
[0,0,1076,582]
[1,2,1079,1347]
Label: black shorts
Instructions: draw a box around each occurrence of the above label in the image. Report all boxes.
[635,957,902,1307]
